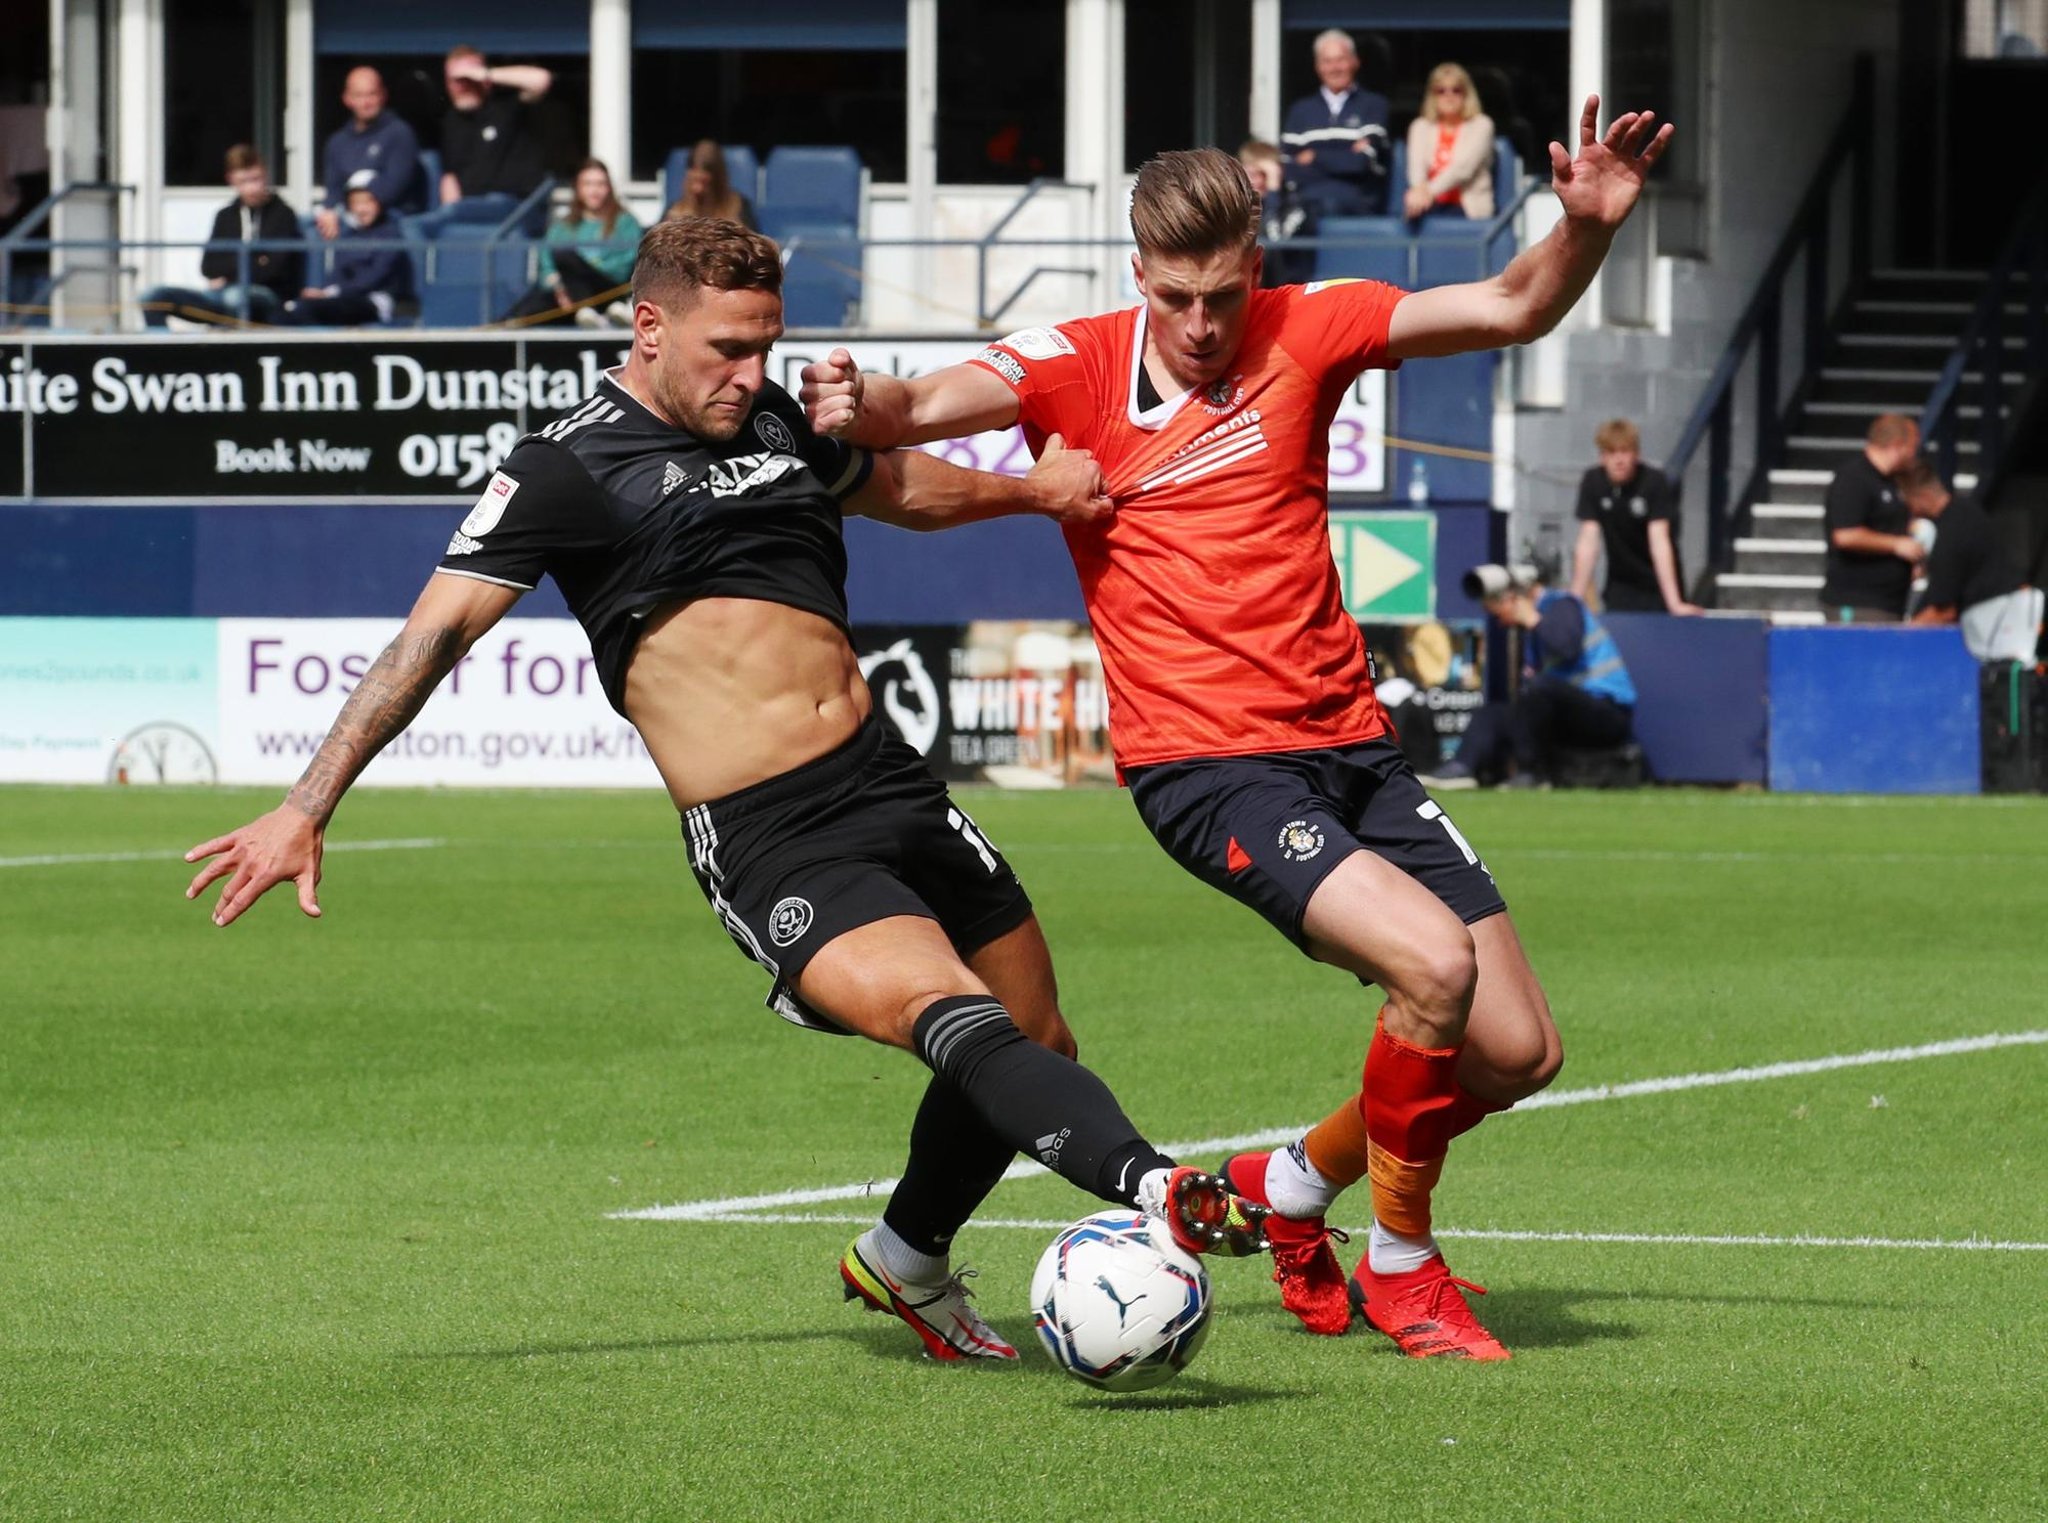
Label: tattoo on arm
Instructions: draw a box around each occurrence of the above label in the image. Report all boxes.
[285,626,463,821]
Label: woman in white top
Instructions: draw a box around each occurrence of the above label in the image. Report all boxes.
[1403,63,1496,221]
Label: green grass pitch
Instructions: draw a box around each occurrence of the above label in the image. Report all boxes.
[2,783,2043,1521]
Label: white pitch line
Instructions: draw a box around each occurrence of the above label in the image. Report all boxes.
[653,1212,2048,1254]
[0,837,445,869]
[613,1029,2048,1223]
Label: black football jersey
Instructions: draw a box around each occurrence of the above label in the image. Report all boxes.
[436,370,874,715]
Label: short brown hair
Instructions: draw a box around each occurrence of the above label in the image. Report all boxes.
[1594,418,1640,453]
[445,44,484,67]
[631,217,782,310]
[224,144,264,176]
[1868,412,1919,448]
[1130,148,1260,259]
[1895,458,1943,497]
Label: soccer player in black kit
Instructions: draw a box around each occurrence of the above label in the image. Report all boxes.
[184,219,1267,1362]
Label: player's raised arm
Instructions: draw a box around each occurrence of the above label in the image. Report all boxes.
[801,348,1021,448]
[183,571,520,927]
[847,434,1112,533]
[1387,96,1673,360]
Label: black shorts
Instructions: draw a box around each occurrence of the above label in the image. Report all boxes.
[1127,735,1506,952]
[680,716,1034,1034]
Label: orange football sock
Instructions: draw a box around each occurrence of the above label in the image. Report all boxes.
[1302,1093,1373,1190]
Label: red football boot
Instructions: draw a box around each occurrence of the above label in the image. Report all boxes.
[1223,1151,1353,1336]
[1349,1251,1511,1360]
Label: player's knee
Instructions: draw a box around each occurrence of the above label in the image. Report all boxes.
[1409,930,1479,1019]
[1482,1013,1563,1099]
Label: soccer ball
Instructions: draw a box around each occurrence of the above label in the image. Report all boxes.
[1029,1210,1212,1392]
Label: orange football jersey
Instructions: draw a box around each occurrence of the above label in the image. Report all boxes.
[967,279,1408,771]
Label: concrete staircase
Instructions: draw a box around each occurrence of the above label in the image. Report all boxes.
[1716,268,2012,619]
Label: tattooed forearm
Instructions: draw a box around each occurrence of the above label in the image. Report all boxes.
[284,625,465,821]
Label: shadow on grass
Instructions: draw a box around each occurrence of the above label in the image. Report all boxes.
[1478,1283,1893,1351]
[1059,1379,1311,1411]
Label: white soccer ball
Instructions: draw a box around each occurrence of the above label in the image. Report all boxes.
[1029,1209,1213,1391]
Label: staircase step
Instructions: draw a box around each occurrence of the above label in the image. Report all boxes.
[1784,433,1977,472]
[1803,399,2002,420]
[1715,572,1826,614]
[1733,538,1827,576]
[1751,503,1825,540]
[1766,468,1835,505]
[1843,303,1981,338]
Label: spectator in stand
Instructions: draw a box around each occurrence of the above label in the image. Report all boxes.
[315,67,423,241]
[1570,418,1701,614]
[278,178,412,328]
[1280,29,1391,217]
[1403,63,1496,223]
[437,45,553,227]
[140,144,302,329]
[663,140,757,230]
[1425,563,1636,790]
[1901,460,2042,661]
[1820,413,1923,621]
[1239,138,1316,288]
[503,159,643,326]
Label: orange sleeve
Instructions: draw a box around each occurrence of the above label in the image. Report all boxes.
[1276,278,1407,381]
[964,320,1105,449]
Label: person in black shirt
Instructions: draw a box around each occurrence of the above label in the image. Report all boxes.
[1901,459,2039,660]
[437,45,552,226]
[183,219,1270,1360]
[1821,412,1924,620]
[1569,417,1699,614]
[140,145,303,328]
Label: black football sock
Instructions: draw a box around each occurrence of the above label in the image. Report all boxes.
[911,995,1175,1209]
[882,1077,1016,1259]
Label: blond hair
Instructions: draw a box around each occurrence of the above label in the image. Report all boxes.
[1423,63,1482,123]
[1594,418,1640,453]
[1867,413,1919,448]
[1129,148,1260,259]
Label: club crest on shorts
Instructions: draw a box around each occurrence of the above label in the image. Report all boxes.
[1277,820,1325,862]
[768,896,814,947]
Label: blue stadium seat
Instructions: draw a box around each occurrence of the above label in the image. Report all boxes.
[418,147,443,211]
[1389,139,1406,199]
[772,220,861,328]
[1312,216,1409,287]
[1414,220,1488,290]
[420,223,533,327]
[760,146,862,226]
[663,145,760,213]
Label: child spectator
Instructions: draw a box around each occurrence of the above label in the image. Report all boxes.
[140,145,301,328]
[279,179,412,327]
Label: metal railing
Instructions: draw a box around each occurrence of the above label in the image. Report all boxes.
[1667,56,1875,576]
[6,183,1535,335]
[1920,175,2048,497]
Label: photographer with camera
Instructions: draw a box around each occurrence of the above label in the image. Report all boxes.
[1424,563,1635,789]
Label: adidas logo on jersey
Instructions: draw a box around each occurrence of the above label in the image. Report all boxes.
[660,460,686,497]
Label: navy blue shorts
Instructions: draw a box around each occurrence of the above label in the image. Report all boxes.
[1127,735,1506,952]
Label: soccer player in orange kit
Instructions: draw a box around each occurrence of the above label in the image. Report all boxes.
[803,100,1672,1359]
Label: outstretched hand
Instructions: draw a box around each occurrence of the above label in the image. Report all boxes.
[1026,433,1115,527]
[1548,95,1675,229]
[184,806,325,927]
[800,347,863,438]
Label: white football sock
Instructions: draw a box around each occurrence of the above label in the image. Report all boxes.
[1264,1139,1339,1219]
[1367,1220,1438,1276]
[1134,1166,1176,1221]
[861,1221,948,1287]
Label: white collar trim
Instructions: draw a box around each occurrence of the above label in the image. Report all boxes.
[1126,305,1194,431]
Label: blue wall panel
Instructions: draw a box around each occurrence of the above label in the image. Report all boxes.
[1605,613,1770,785]
[843,515,1084,624]
[0,507,197,617]
[1767,627,1981,794]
